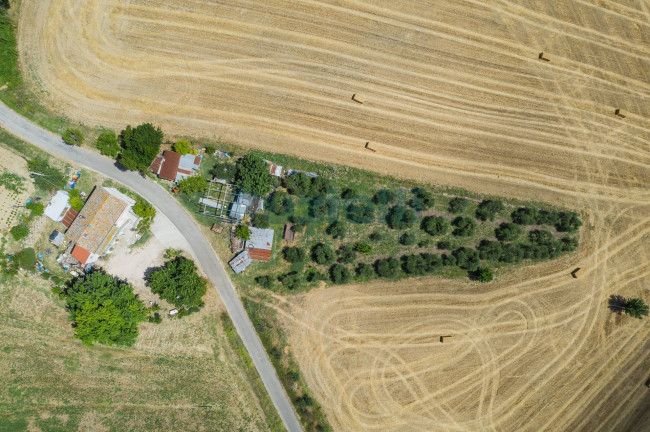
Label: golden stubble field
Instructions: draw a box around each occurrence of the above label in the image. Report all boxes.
[17,0,650,431]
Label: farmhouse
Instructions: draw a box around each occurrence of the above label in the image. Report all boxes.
[150,150,202,182]
[60,187,140,268]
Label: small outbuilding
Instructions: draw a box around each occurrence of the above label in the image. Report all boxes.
[283,224,295,242]
[246,227,274,262]
[44,190,71,222]
[229,250,252,274]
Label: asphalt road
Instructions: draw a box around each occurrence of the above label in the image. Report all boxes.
[0,101,302,432]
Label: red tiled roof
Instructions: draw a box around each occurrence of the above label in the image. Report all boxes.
[194,155,201,166]
[248,247,272,261]
[71,245,91,264]
[159,151,181,181]
[177,168,192,175]
[149,155,163,174]
[61,208,79,228]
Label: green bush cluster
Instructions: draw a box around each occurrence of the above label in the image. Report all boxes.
[62,128,84,146]
[95,130,120,157]
[511,207,582,233]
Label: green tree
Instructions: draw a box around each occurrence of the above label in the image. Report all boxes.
[236,225,251,241]
[12,247,35,269]
[10,224,28,241]
[374,189,392,205]
[266,191,287,215]
[437,240,452,250]
[387,206,415,230]
[147,256,207,309]
[62,128,84,146]
[255,275,274,289]
[235,153,273,196]
[494,222,523,241]
[283,247,306,263]
[132,198,156,220]
[337,244,356,264]
[65,271,147,346]
[476,199,504,221]
[422,216,449,236]
[69,196,85,211]
[355,242,372,255]
[474,267,494,283]
[399,232,416,245]
[309,177,330,197]
[453,247,480,272]
[448,197,469,214]
[409,188,434,211]
[177,176,208,194]
[172,140,192,155]
[452,216,476,237]
[95,130,120,157]
[347,203,375,224]
[311,243,335,265]
[26,201,44,217]
[309,196,330,218]
[209,162,237,183]
[329,264,351,284]
[356,263,376,280]
[204,146,216,155]
[283,173,311,196]
[421,253,443,273]
[327,221,346,239]
[118,123,164,172]
[375,257,400,278]
[624,298,649,319]
[555,212,582,233]
[478,240,502,261]
[278,271,301,290]
[27,159,67,191]
[511,207,539,225]
[498,243,524,264]
[341,188,357,199]
[402,254,426,275]
[252,213,270,228]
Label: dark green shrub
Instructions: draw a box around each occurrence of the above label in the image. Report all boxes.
[62,128,84,146]
[10,224,28,241]
[511,207,538,225]
[305,269,327,282]
[209,162,237,183]
[375,258,400,278]
[327,221,346,239]
[95,130,120,157]
[499,243,524,263]
[374,189,392,205]
[266,191,287,215]
[283,173,311,196]
[536,209,559,226]
[422,216,449,236]
[474,268,494,282]
[283,247,306,263]
[442,253,457,266]
[347,203,375,224]
[234,153,274,196]
[337,244,356,264]
[255,275,274,289]
[478,240,502,261]
[555,212,582,233]
[330,264,351,284]
[309,177,330,196]
[311,243,335,265]
[399,232,417,245]
[341,188,357,199]
[421,253,443,273]
[252,213,270,228]
[409,188,434,211]
[452,247,480,272]
[437,240,452,250]
[309,196,329,218]
[476,199,504,221]
[448,197,469,214]
[560,236,578,252]
[369,231,383,242]
[452,216,476,237]
[494,223,523,241]
[356,263,376,280]
[118,123,164,172]
[281,196,295,216]
[402,254,426,275]
[387,206,415,230]
[278,271,301,290]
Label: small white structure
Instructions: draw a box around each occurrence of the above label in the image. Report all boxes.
[268,162,283,177]
[169,309,179,316]
[44,190,71,222]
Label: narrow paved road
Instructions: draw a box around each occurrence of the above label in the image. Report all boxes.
[0,101,302,432]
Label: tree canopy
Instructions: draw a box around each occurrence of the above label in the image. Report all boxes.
[235,153,273,196]
[132,198,156,220]
[452,216,476,237]
[283,246,306,263]
[177,176,208,194]
[409,188,434,211]
[422,216,449,236]
[65,271,147,346]
[10,224,28,241]
[311,243,335,265]
[95,130,120,157]
[283,173,311,196]
[476,199,504,221]
[236,225,251,240]
[172,140,192,155]
[62,128,84,146]
[387,206,415,230]
[118,123,164,172]
[27,159,67,191]
[147,256,207,309]
[448,197,469,214]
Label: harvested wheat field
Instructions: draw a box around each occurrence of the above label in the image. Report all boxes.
[17,0,650,431]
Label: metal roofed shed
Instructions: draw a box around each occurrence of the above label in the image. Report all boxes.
[49,230,65,247]
[229,250,252,274]
[229,193,253,222]
[44,190,70,222]
[246,227,274,261]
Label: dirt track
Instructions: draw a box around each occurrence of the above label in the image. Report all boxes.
[18,1,650,431]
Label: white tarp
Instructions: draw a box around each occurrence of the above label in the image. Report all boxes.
[44,190,70,222]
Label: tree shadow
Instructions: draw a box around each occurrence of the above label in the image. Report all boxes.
[608,294,627,314]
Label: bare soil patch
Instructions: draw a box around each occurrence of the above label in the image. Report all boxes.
[0,146,32,230]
